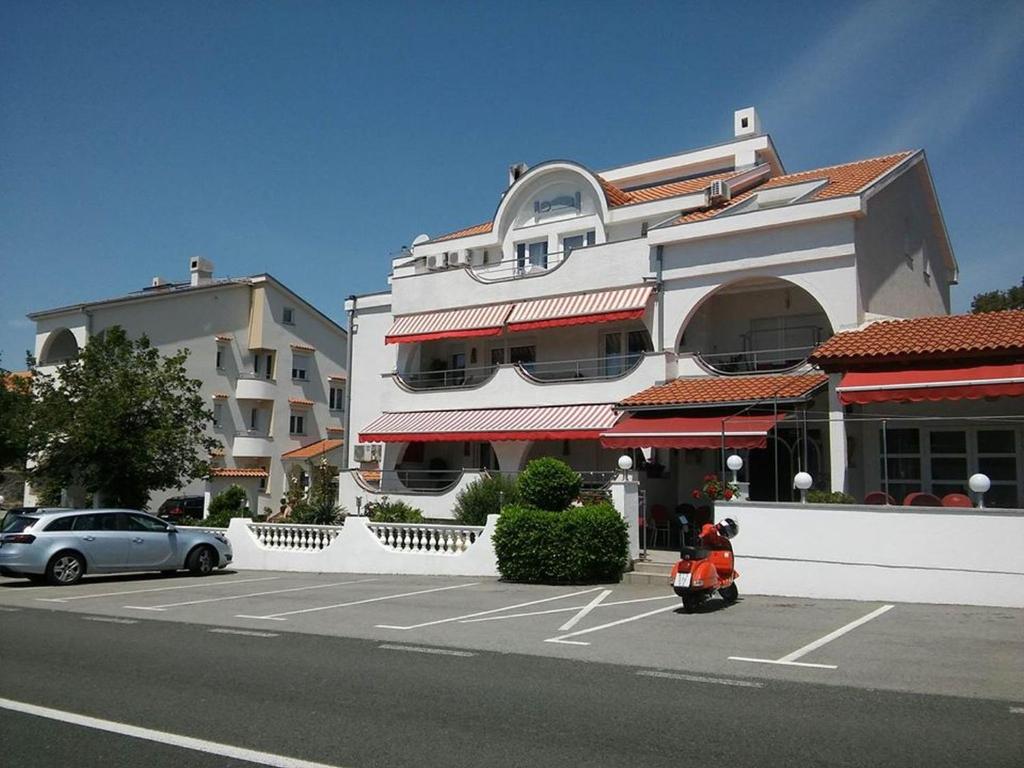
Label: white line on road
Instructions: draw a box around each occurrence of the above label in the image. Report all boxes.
[209,628,279,638]
[124,579,377,611]
[459,595,677,624]
[376,587,604,631]
[378,644,475,657]
[637,670,764,689]
[238,582,481,620]
[82,616,139,625]
[36,576,279,603]
[1010,707,1024,714]
[558,589,611,632]
[729,604,895,670]
[0,606,20,612]
[545,604,680,645]
[0,696,346,768]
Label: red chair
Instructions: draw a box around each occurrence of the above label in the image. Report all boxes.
[941,493,973,508]
[650,504,670,547]
[864,491,895,505]
[903,492,943,507]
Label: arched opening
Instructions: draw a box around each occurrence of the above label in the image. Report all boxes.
[678,278,833,374]
[39,328,80,365]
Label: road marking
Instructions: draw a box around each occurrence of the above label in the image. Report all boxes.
[82,616,139,625]
[209,628,279,638]
[0,606,20,612]
[1010,707,1024,714]
[729,604,895,670]
[558,589,612,632]
[238,582,481,620]
[637,670,764,689]
[376,587,604,631]
[545,604,680,645]
[459,595,677,624]
[124,579,377,611]
[0,696,346,768]
[36,576,279,603]
[378,644,475,657]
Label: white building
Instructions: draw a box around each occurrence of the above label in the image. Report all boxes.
[27,257,348,513]
[340,106,999,521]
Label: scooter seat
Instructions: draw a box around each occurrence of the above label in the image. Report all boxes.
[679,546,710,560]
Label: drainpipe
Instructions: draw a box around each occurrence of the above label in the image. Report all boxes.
[655,245,665,351]
[342,295,356,469]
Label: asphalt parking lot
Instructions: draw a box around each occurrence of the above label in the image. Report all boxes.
[1,569,1021,704]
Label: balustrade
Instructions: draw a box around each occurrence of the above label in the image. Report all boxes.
[367,521,483,554]
[247,521,344,551]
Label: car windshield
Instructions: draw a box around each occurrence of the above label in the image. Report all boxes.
[1,515,39,533]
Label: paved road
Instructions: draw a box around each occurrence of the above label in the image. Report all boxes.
[1,605,1021,767]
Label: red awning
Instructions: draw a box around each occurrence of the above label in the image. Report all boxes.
[506,286,653,333]
[837,363,1024,405]
[599,413,787,449]
[385,304,513,345]
[360,403,618,443]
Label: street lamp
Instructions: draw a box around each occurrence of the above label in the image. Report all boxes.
[617,454,633,480]
[726,454,743,485]
[968,473,991,509]
[794,472,813,504]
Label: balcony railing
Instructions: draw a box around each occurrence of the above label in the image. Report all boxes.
[695,344,817,374]
[468,249,571,283]
[395,353,646,391]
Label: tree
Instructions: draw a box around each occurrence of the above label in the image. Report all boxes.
[971,276,1024,313]
[0,356,33,471]
[28,326,218,509]
[290,459,345,525]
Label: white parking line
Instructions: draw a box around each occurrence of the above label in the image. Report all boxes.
[558,590,612,632]
[0,696,346,768]
[124,579,377,611]
[209,628,279,638]
[238,582,481,620]
[729,604,895,670]
[637,670,764,689]
[0,606,21,612]
[36,576,279,603]
[378,644,475,657]
[1009,706,1024,714]
[82,616,139,625]
[376,587,604,631]
[460,594,676,624]
[545,604,680,645]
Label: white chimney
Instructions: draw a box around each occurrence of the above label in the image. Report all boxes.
[189,256,214,287]
[150,276,170,289]
[508,162,529,187]
[734,107,762,138]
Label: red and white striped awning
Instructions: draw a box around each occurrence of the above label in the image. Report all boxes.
[600,414,787,450]
[385,304,514,345]
[837,363,1024,405]
[360,403,619,443]
[507,285,654,333]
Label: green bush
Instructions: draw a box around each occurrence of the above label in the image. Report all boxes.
[366,496,424,523]
[290,496,346,525]
[492,501,628,584]
[453,473,519,525]
[204,484,249,527]
[517,458,582,511]
[806,490,856,504]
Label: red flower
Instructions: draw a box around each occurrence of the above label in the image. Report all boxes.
[723,489,734,500]
[691,490,701,499]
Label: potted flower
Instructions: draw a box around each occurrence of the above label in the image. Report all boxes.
[691,473,738,504]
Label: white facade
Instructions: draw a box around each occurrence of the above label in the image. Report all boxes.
[343,107,960,518]
[27,258,348,513]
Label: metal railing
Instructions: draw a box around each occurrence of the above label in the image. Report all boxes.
[355,469,465,494]
[695,344,817,374]
[468,249,571,282]
[395,353,645,390]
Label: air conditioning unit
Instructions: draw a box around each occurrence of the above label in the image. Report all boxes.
[450,249,472,267]
[709,180,731,203]
[353,444,382,463]
[426,253,448,270]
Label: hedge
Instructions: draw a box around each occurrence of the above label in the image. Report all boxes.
[453,473,519,526]
[517,457,582,511]
[492,501,628,584]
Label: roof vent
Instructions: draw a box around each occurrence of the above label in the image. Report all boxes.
[189,256,214,287]
[149,276,171,290]
[508,162,529,187]
[734,107,761,138]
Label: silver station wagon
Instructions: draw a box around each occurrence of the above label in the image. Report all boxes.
[0,509,232,585]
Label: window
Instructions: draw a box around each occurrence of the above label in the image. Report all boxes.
[292,355,308,381]
[561,230,595,254]
[126,514,168,533]
[977,430,1018,508]
[930,431,968,498]
[515,240,548,272]
[603,330,649,375]
[215,347,224,369]
[250,408,261,432]
[289,414,305,435]
[44,516,75,532]
[254,352,274,380]
[880,428,921,503]
[329,385,345,411]
[283,307,295,325]
[213,403,223,428]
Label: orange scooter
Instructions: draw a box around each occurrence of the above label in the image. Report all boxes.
[670,517,739,613]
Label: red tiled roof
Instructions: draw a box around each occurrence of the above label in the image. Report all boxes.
[623,169,739,205]
[281,438,344,460]
[290,343,315,353]
[210,467,268,478]
[327,373,347,381]
[620,373,828,408]
[430,221,494,243]
[810,310,1024,367]
[597,175,632,207]
[212,392,229,400]
[289,397,314,407]
[215,335,233,342]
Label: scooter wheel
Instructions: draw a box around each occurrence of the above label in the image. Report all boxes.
[720,584,739,604]
[681,595,700,613]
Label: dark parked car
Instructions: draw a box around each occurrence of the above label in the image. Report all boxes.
[157,496,205,521]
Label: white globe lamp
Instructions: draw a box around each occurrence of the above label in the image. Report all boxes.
[617,454,633,472]
[726,454,743,485]
[794,471,813,503]
[968,473,991,509]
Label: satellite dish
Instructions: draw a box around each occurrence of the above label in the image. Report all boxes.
[412,233,430,245]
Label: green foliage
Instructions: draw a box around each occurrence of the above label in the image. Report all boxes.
[453,473,519,525]
[204,484,249,527]
[806,490,856,504]
[27,327,217,509]
[492,501,628,584]
[0,357,33,470]
[283,460,345,525]
[366,496,424,523]
[517,458,582,511]
[971,276,1024,313]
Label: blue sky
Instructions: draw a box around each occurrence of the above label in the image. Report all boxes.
[2,0,1022,364]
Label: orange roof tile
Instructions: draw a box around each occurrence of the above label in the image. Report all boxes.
[621,373,828,408]
[289,397,314,407]
[326,426,345,435]
[215,335,233,342]
[212,392,229,400]
[622,169,740,205]
[810,310,1024,367]
[281,438,344,460]
[430,221,494,243]
[290,343,315,353]
[327,373,347,381]
[210,467,268,478]
[596,175,632,207]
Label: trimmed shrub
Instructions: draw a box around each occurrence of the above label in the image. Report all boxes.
[204,484,249,527]
[517,458,582,511]
[492,501,628,584]
[806,490,856,504]
[366,496,424,523]
[453,473,519,525]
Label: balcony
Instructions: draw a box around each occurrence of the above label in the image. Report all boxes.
[468,249,571,283]
[235,373,276,400]
[233,429,273,457]
[395,354,646,391]
[695,343,819,375]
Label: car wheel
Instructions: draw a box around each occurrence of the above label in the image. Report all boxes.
[187,545,216,576]
[47,552,85,586]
